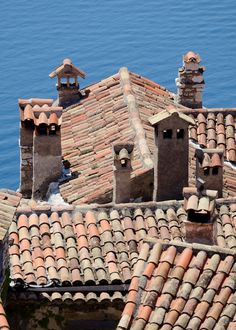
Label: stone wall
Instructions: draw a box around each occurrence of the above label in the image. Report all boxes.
[19,125,33,198]
[32,134,62,199]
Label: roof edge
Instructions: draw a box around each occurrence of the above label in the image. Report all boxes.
[145,238,236,258]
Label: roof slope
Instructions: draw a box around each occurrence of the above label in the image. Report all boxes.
[9,204,187,291]
[0,190,21,240]
[8,199,236,290]
[59,68,236,205]
[59,68,187,204]
[118,240,236,330]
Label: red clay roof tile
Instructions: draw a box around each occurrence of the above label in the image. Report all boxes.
[118,239,236,329]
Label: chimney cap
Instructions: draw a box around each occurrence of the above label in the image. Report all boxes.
[195,148,224,167]
[49,58,86,79]
[149,108,195,126]
[183,51,201,63]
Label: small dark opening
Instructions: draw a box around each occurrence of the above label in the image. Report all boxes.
[163,129,172,139]
[187,210,210,223]
[177,128,185,139]
[23,120,34,129]
[212,167,219,175]
[204,168,210,176]
[37,124,47,136]
[49,125,57,135]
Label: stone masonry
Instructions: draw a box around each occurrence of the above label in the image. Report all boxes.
[176,51,205,109]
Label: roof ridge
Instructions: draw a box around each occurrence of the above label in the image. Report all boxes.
[119,67,153,169]
[182,107,236,115]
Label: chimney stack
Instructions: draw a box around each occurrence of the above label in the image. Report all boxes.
[149,108,195,201]
[49,58,86,108]
[113,143,133,203]
[19,99,63,199]
[195,148,224,197]
[176,51,205,109]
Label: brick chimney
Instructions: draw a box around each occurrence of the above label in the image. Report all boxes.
[113,143,133,203]
[19,99,63,199]
[195,148,224,197]
[49,58,86,108]
[176,51,205,109]
[149,108,195,201]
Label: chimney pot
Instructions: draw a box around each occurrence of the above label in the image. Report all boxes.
[113,143,133,203]
[49,58,86,108]
[195,148,224,197]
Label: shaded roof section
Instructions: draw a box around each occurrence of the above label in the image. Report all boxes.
[49,58,86,79]
[59,68,188,204]
[8,290,125,306]
[117,240,236,330]
[19,99,63,127]
[0,189,21,240]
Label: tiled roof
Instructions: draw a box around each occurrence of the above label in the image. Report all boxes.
[188,111,236,162]
[0,299,10,329]
[9,206,188,290]
[117,240,236,330]
[224,165,236,197]
[216,204,236,250]
[59,68,188,204]
[19,98,62,127]
[8,290,125,305]
[8,200,236,290]
[0,190,21,240]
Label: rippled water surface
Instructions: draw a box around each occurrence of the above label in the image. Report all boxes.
[1,0,236,189]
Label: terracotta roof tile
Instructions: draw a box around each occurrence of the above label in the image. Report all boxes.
[0,190,21,240]
[19,99,62,128]
[117,240,236,330]
[189,111,236,163]
[59,68,189,204]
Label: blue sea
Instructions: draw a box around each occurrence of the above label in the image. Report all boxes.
[1,0,236,190]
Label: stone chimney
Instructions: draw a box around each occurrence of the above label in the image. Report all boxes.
[176,51,205,109]
[149,108,195,201]
[113,143,133,203]
[19,99,63,199]
[49,58,86,108]
[195,148,224,197]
